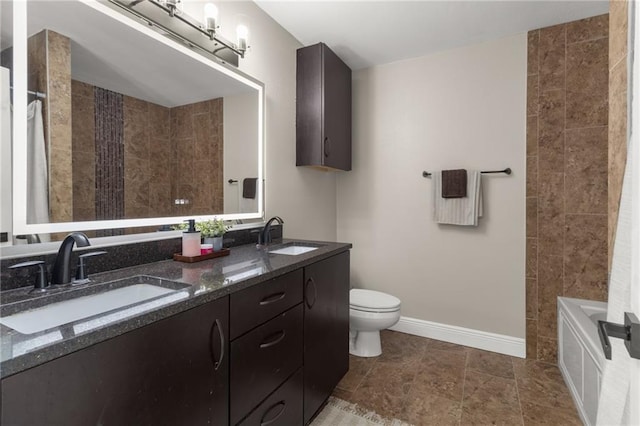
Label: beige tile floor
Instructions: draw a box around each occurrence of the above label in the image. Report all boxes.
[333,330,582,426]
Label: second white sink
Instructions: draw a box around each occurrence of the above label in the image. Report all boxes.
[270,246,318,256]
[0,283,178,335]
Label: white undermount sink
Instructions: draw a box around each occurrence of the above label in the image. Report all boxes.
[270,245,318,256]
[0,279,187,335]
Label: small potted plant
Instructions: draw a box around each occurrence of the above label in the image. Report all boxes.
[198,219,231,252]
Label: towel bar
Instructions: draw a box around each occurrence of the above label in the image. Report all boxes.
[422,168,511,178]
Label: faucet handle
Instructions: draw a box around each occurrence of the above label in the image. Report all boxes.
[9,260,49,292]
[74,251,107,285]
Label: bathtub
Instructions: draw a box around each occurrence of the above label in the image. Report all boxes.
[558,297,607,426]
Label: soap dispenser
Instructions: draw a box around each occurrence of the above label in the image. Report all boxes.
[182,219,201,257]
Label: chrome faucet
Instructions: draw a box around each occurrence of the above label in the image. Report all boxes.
[258,216,284,245]
[51,232,91,285]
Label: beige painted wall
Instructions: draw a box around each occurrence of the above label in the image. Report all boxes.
[182,1,338,241]
[337,34,527,338]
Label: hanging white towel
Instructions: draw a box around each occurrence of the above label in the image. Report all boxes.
[26,99,50,239]
[432,170,483,226]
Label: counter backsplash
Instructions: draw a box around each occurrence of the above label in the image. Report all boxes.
[0,225,282,292]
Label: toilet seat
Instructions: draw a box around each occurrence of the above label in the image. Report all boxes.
[350,289,401,313]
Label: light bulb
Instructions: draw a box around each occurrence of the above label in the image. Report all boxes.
[203,3,218,32]
[236,24,249,51]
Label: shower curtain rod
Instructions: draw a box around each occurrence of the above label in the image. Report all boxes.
[9,86,46,99]
[422,168,512,178]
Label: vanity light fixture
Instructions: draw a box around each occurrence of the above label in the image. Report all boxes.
[109,0,250,66]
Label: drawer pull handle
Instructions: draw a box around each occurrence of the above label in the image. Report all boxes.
[210,318,225,371]
[259,292,286,306]
[260,400,286,426]
[305,278,317,309]
[260,330,286,349]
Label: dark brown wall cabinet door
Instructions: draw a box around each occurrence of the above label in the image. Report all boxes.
[1,296,230,425]
[303,251,350,424]
[296,42,352,171]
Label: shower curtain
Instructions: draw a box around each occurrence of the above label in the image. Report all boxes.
[26,99,50,240]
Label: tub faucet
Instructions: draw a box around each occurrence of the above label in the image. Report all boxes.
[51,232,91,285]
[258,216,284,245]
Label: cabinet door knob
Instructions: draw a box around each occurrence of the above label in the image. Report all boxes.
[259,330,286,349]
[210,318,225,371]
[323,137,330,158]
[305,277,317,309]
[260,400,286,426]
[259,291,286,306]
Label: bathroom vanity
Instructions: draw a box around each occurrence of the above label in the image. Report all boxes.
[0,240,351,425]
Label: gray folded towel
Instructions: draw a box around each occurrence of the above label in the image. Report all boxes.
[243,178,258,199]
[442,169,467,198]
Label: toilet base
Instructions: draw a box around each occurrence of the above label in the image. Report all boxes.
[349,330,382,357]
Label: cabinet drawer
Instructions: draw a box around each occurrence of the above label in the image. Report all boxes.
[230,304,303,425]
[230,269,302,339]
[238,368,303,426]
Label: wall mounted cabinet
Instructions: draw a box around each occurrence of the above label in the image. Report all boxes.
[296,42,352,171]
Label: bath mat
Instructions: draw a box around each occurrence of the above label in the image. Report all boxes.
[311,397,413,426]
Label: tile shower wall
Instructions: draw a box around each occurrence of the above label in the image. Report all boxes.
[608,0,628,268]
[526,15,609,362]
[71,84,223,224]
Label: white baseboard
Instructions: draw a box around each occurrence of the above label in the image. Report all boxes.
[389,316,526,358]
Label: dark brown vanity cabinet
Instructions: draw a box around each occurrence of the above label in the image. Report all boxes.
[303,251,350,424]
[296,42,352,171]
[1,296,230,425]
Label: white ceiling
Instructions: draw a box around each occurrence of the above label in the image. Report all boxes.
[255,0,610,70]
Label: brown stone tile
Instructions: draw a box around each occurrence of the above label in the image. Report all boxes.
[377,330,428,368]
[425,338,470,354]
[526,278,537,320]
[565,127,608,214]
[71,79,94,99]
[537,171,564,255]
[71,91,95,153]
[331,387,353,402]
[538,91,564,173]
[537,337,558,364]
[526,238,538,279]
[49,146,73,223]
[539,24,566,92]
[609,0,628,68]
[526,319,538,359]
[349,362,416,420]
[566,14,609,44]
[526,197,538,238]
[461,371,521,425]
[149,183,173,217]
[412,349,466,401]
[537,255,562,338]
[336,354,377,393]
[521,401,582,425]
[124,116,150,160]
[564,214,608,301]
[513,359,575,410]
[171,104,195,139]
[526,156,538,197]
[193,113,214,158]
[402,391,461,426]
[72,150,95,216]
[527,75,539,116]
[124,157,150,209]
[527,115,538,157]
[566,38,609,129]
[528,30,539,75]
[467,348,515,379]
[149,103,171,138]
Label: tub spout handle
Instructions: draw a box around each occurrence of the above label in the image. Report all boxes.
[598,312,640,360]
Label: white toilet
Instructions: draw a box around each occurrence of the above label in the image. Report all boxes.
[349,289,401,357]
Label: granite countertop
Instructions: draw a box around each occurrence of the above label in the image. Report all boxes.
[0,239,351,379]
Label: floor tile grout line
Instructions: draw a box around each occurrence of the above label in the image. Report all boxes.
[512,359,526,426]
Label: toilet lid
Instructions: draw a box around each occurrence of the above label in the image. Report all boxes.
[350,289,401,312]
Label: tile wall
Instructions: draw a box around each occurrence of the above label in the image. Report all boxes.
[526,14,609,362]
[608,0,628,268]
